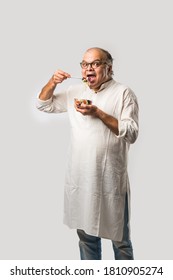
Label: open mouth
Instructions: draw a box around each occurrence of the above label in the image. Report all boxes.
[86,73,96,83]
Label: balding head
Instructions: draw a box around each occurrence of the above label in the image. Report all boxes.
[85,47,113,66]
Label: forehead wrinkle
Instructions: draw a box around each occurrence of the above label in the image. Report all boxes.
[83,49,104,62]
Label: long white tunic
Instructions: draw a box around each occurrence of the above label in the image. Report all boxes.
[37,79,139,241]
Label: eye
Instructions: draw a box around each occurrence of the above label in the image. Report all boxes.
[81,62,88,68]
[92,61,101,67]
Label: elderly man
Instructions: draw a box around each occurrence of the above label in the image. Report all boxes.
[36,47,139,260]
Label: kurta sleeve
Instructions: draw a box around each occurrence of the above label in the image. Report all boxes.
[36,90,68,113]
[116,88,139,144]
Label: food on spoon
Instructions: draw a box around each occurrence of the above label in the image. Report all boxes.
[82,77,87,83]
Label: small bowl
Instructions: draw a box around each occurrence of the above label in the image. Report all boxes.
[74,98,92,106]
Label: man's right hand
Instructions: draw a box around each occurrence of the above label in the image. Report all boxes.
[52,69,71,85]
[39,69,71,101]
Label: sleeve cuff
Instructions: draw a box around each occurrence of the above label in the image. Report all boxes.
[36,96,53,106]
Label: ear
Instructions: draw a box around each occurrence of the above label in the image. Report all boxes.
[107,65,112,73]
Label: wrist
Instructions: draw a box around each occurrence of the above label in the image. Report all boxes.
[96,108,105,120]
[49,77,57,89]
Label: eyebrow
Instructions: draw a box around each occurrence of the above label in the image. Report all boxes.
[82,59,102,62]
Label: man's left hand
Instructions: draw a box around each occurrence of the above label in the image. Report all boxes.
[74,103,99,117]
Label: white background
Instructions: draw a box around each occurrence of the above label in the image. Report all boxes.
[0,0,172,260]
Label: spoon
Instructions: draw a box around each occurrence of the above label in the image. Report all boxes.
[70,76,82,79]
[70,77,87,82]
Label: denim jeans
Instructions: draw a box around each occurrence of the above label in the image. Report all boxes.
[77,194,134,260]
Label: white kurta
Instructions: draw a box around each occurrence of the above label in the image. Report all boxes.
[37,79,139,241]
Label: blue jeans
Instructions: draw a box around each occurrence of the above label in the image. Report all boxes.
[77,194,134,260]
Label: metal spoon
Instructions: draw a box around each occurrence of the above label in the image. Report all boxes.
[70,76,82,80]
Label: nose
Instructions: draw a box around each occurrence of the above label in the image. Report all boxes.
[87,63,93,70]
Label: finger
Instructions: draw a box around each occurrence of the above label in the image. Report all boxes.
[52,74,62,84]
[54,69,71,78]
[76,109,88,115]
[75,106,89,115]
[78,104,92,109]
[52,70,71,83]
[52,73,68,83]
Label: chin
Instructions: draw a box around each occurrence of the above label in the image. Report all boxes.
[89,82,98,89]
